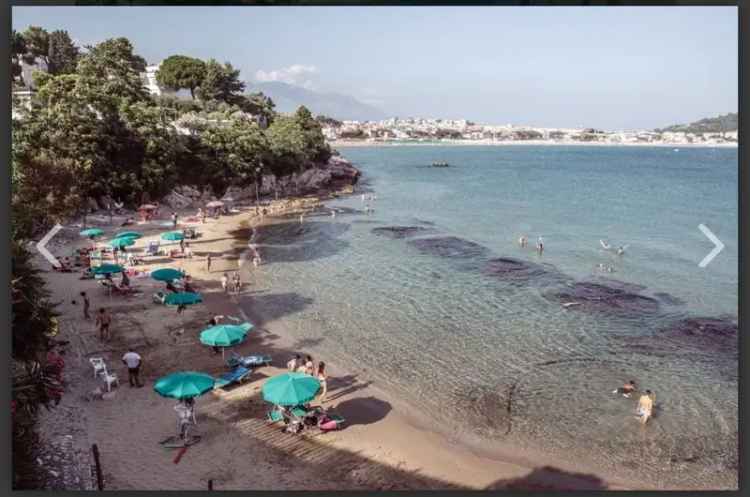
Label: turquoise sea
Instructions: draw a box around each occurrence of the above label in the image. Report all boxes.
[243,145,738,488]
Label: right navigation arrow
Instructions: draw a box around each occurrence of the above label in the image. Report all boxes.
[698,223,724,268]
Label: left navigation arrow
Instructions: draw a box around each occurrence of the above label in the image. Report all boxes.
[36,223,63,268]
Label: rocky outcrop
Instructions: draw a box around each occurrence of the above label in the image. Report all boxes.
[222,155,360,201]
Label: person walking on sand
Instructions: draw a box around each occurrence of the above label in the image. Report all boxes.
[122,348,144,388]
[636,390,655,424]
[316,362,328,403]
[80,291,91,320]
[96,308,112,341]
[287,354,302,372]
[221,273,229,293]
[206,253,212,273]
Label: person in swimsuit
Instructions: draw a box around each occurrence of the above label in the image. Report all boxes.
[612,380,637,397]
[316,362,328,403]
[637,390,655,424]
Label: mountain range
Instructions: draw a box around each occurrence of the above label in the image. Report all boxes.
[250,81,388,122]
[655,112,737,133]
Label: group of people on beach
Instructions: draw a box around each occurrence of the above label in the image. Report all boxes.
[220,272,243,294]
[287,354,328,403]
[613,380,656,424]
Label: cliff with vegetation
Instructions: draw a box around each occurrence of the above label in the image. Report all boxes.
[655,112,737,134]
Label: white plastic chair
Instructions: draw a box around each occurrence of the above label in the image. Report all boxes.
[102,367,119,392]
[89,358,106,379]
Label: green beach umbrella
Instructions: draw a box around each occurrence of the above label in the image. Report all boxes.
[200,323,252,348]
[262,372,321,407]
[80,228,104,239]
[164,292,203,306]
[114,231,142,239]
[110,237,136,249]
[91,263,124,275]
[151,268,185,282]
[161,231,184,241]
[153,371,216,400]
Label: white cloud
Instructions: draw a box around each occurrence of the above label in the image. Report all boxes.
[254,64,319,88]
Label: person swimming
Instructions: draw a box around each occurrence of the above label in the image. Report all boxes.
[612,380,637,398]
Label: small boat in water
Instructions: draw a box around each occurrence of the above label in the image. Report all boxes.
[431,161,450,167]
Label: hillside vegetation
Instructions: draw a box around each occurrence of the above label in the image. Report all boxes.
[655,112,737,134]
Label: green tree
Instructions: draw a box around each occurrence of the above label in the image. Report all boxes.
[47,30,79,75]
[197,59,246,103]
[265,115,308,176]
[156,55,206,99]
[11,30,27,85]
[293,105,331,164]
[21,26,49,66]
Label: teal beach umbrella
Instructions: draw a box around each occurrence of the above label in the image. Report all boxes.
[200,323,252,348]
[262,372,321,407]
[164,292,202,306]
[154,371,216,399]
[80,228,104,239]
[114,231,142,239]
[91,263,124,275]
[161,231,184,241]
[110,237,136,249]
[151,268,185,282]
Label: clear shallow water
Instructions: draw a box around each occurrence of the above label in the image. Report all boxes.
[245,146,738,488]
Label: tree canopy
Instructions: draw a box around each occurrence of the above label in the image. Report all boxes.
[156,55,206,99]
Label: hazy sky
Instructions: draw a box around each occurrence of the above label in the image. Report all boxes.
[13,6,737,130]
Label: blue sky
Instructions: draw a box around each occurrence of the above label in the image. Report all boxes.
[13,6,737,130]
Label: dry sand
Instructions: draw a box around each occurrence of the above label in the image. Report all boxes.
[33,198,640,491]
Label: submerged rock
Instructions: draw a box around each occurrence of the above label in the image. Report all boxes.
[484,257,570,287]
[653,292,686,306]
[660,317,737,343]
[549,281,660,315]
[372,226,432,239]
[408,236,490,259]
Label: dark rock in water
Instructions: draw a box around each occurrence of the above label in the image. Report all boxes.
[413,218,436,226]
[592,277,647,294]
[408,236,490,259]
[653,292,686,306]
[549,281,660,315]
[658,317,738,358]
[372,226,431,239]
[484,257,570,288]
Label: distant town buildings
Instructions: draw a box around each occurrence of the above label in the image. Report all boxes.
[320,117,738,146]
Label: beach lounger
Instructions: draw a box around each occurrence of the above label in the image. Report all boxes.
[213,365,251,389]
[226,352,272,369]
[266,409,285,424]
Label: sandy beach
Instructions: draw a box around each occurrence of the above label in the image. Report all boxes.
[31,195,653,491]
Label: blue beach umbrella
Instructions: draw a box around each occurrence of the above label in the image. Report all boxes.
[80,228,104,239]
[151,268,185,282]
[164,292,202,306]
[262,372,321,407]
[153,371,215,400]
[161,231,184,241]
[110,237,136,249]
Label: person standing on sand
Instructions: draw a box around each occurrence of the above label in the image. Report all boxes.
[171,212,178,228]
[206,253,212,273]
[316,362,328,403]
[304,355,315,375]
[96,308,112,341]
[185,243,192,259]
[80,291,91,320]
[287,354,301,372]
[637,390,655,424]
[179,238,185,254]
[221,273,229,293]
[233,272,241,293]
[122,348,144,387]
